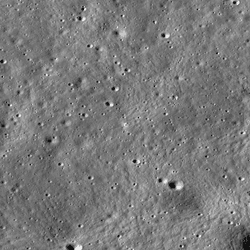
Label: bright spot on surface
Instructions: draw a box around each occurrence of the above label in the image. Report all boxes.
[120,29,127,38]
[75,245,83,250]
[175,181,184,190]
[164,33,170,38]
[118,28,128,39]
[162,178,169,185]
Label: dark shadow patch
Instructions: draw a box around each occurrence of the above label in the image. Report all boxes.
[0,117,7,149]
[218,224,250,250]
[160,180,203,221]
[65,243,75,250]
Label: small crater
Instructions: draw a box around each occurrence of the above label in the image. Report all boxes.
[167,180,184,191]
[160,32,170,39]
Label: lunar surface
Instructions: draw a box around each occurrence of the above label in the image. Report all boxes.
[1,0,250,249]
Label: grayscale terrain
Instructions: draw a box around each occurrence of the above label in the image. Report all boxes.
[0,0,250,249]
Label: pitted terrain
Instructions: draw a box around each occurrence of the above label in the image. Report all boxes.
[1,0,250,249]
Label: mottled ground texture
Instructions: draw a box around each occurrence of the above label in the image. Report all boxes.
[1,0,250,249]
